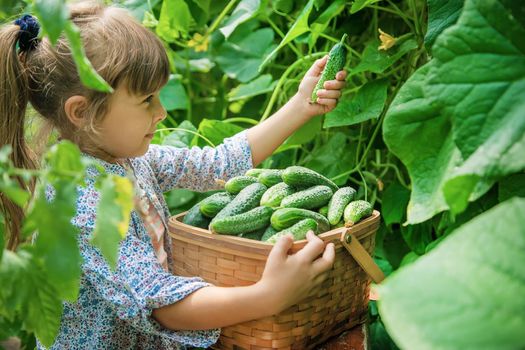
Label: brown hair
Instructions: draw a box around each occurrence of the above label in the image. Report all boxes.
[0,1,170,249]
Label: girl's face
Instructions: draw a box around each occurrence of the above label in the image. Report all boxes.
[96,85,167,162]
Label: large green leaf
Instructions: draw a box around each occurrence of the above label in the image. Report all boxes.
[383,0,525,223]
[381,182,410,226]
[353,39,418,74]
[424,0,463,50]
[258,0,315,71]
[156,0,192,41]
[161,120,198,148]
[498,173,525,202]
[228,74,277,101]
[324,79,388,128]
[160,75,189,111]
[216,28,275,82]
[378,197,525,350]
[197,119,244,147]
[219,0,261,38]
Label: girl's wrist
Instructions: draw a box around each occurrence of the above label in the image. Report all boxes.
[289,93,316,120]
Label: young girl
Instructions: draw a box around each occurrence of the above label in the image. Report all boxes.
[0,2,347,349]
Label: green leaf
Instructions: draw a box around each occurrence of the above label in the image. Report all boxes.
[399,222,433,255]
[381,182,410,226]
[166,189,195,209]
[258,0,315,71]
[196,119,244,147]
[216,28,275,82]
[324,79,388,128]
[0,250,63,347]
[45,141,85,175]
[308,0,346,47]
[303,132,355,186]
[162,121,198,148]
[498,173,525,202]
[156,0,192,42]
[160,75,189,110]
[353,39,418,74]
[228,74,277,101]
[378,197,525,350]
[425,0,463,50]
[284,115,322,146]
[63,22,113,93]
[27,180,81,302]
[350,0,381,14]
[0,182,30,207]
[33,0,68,44]
[91,176,134,270]
[219,0,261,38]
[187,0,211,28]
[122,0,161,21]
[383,0,525,223]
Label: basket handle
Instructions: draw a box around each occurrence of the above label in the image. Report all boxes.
[339,229,385,284]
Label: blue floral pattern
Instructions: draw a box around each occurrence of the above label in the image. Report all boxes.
[37,132,253,349]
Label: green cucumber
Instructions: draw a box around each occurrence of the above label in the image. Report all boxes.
[183,202,211,229]
[267,219,318,244]
[258,169,283,187]
[271,207,330,232]
[240,226,266,240]
[245,168,265,178]
[211,206,274,235]
[260,182,294,207]
[224,176,259,194]
[311,34,347,103]
[199,192,233,218]
[280,185,333,210]
[213,182,267,220]
[318,205,329,217]
[343,200,373,226]
[282,166,338,192]
[261,225,279,242]
[327,187,357,225]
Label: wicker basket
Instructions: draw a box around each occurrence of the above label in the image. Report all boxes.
[168,210,382,350]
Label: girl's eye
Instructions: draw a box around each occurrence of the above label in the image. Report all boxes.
[143,95,154,104]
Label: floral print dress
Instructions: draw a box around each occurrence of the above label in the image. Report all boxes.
[37,132,253,350]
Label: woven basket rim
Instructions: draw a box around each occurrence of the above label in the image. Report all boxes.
[168,210,380,258]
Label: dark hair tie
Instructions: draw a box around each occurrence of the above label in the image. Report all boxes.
[14,14,40,52]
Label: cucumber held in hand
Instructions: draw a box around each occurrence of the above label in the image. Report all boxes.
[343,200,373,227]
[311,33,347,103]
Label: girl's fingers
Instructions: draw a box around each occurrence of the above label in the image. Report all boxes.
[336,70,347,81]
[316,98,338,110]
[267,234,294,263]
[306,55,329,77]
[296,231,326,262]
[323,79,346,90]
[315,89,341,99]
[312,242,335,273]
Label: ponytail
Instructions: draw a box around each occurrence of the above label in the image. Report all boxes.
[0,23,37,250]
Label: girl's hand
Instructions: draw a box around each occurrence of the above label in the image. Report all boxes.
[294,55,347,118]
[256,231,336,314]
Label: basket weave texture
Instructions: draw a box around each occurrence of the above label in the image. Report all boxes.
[168,210,380,350]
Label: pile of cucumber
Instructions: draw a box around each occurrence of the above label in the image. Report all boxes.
[182,166,373,243]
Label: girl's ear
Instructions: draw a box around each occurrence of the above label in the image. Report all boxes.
[64,95,88,128]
